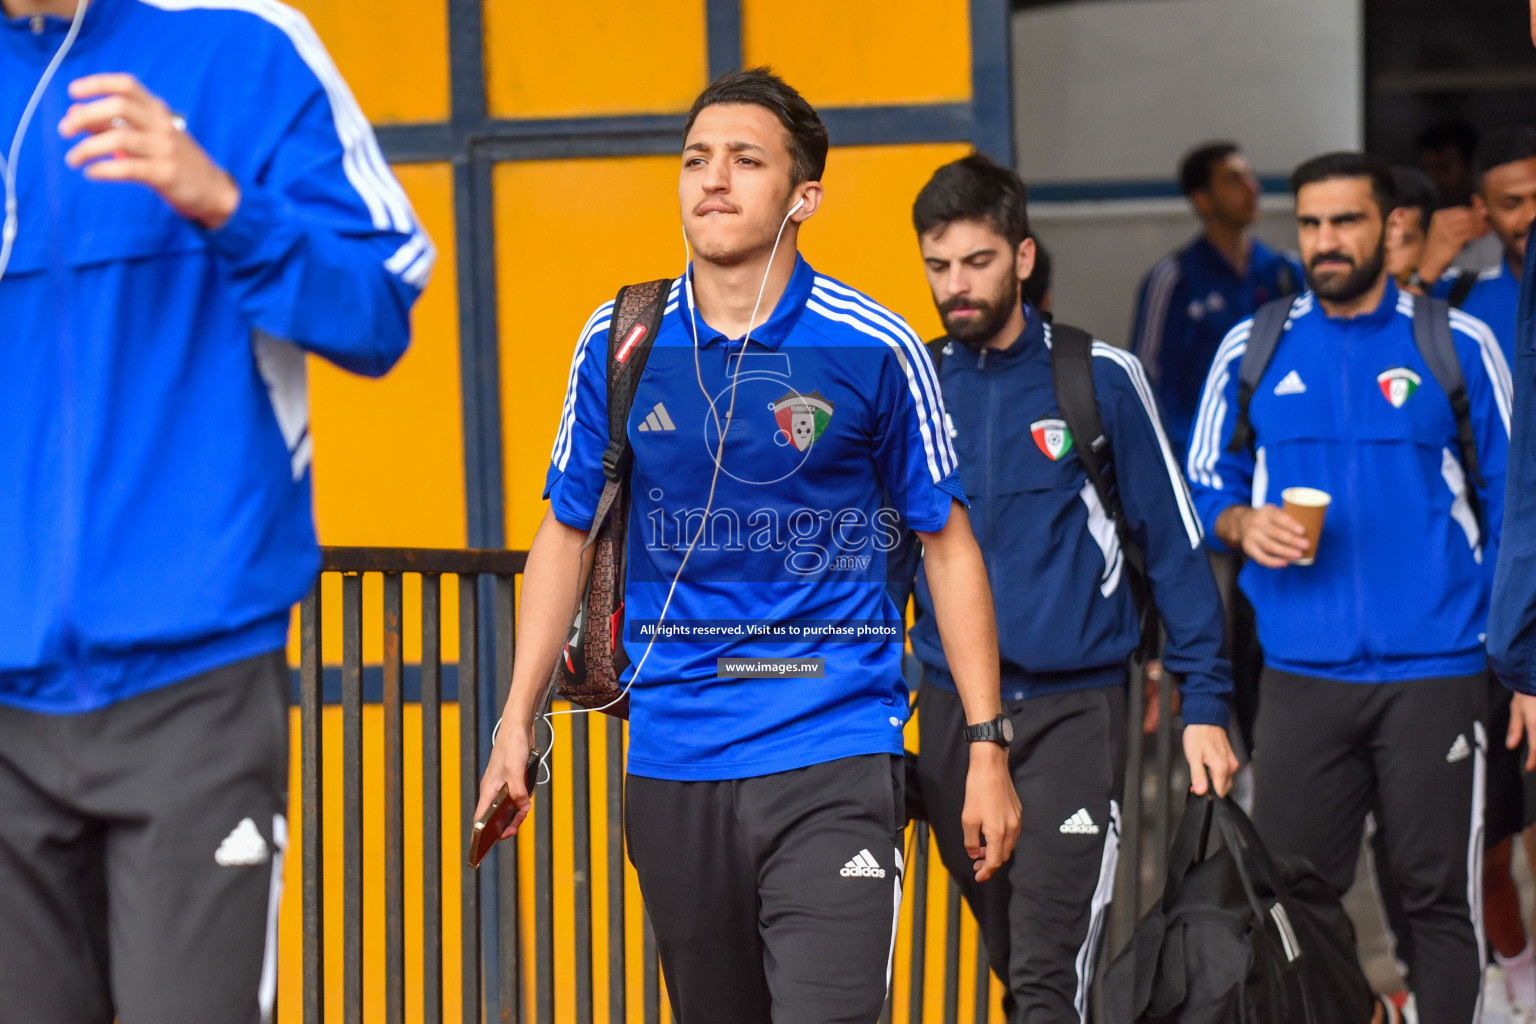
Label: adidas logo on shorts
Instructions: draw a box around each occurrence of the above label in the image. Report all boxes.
[1446,733,1471,763]
[840,849,886,879]
[1059,808,1100,835]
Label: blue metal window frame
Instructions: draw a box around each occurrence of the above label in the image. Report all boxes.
[378,0,1014,1002]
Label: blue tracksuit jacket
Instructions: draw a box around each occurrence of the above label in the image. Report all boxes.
[1188,283,1511,684]
[910,306,1232,727]
[1435,259,1520,364]
[0,0,430,712]
[1491,229,1536,694]
[1132,236,1303,461]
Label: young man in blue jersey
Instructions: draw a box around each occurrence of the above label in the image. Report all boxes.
[477,69,1021,1024]
[1423,128,1536,367]
[1189,152,1512,1024]
[1131,141,1303,462]
[0,1,429,1021]
[907,154,1238,1024]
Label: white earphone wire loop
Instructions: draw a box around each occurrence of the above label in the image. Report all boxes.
[526,197,802,785]
[0,0,92,284]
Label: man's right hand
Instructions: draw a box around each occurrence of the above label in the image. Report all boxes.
[1217,504,1309,568]
[1415,206,1488,287]
[477,715,536,840]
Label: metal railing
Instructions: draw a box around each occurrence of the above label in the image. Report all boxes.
[294,546,1186,1023]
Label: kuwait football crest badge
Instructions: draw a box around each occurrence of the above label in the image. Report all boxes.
[1377,368,1421,408]
[772,390,835,452]
[1030,418,1074,461]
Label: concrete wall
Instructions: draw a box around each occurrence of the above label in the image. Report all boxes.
[1012,0,1365,345]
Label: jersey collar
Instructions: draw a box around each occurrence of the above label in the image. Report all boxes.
[940,301,1043,368]
[3,0,124,57]
[1316,277,1402,328]
[681,253,815,350]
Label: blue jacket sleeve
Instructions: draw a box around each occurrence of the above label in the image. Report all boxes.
[200,30,431,378]
[1185,319,1257,547]
[1447,311,1512,575]
[1491,319,1536,693]
[1097,347,1231,728]
[542,302,615,531]
[1130,256,1182,386]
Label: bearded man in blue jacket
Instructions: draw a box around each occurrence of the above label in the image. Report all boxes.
[0,1,429,1020]
[1189,152,1510,1024]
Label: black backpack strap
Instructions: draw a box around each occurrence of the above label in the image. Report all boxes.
[925,336,948,373]
[1225,297,1296,454]
[1411,293,1486,536]
[1446,269,1477,310]
[603,279,672,482]
[1049,323,1161,662]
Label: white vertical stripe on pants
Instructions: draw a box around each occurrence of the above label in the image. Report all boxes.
[259,814,288,1023]
[886,844,905,994]
[1073,800,1122,1023]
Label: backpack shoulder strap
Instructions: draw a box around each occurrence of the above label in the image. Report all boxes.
[1225,297,1296,454]
[1411,293,1485,532]
[603,279,672,482]
[1446,269,1477,310]
[1049,322,1160,660]
[926,336,948,373]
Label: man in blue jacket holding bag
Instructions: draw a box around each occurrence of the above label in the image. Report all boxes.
[0,1,429,1021]
[908,154,1238,1024]
[1189,152,1510,1024]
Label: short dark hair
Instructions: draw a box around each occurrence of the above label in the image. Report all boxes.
[1021,239,1051,310]
[1473,126,1536,190]
[683,67,828,186]
[911,153,1030,249]
[1416,119,1479,162]
[1289,152,1397,216]
[1390,165,1439,229]
[1179,141,1241,196]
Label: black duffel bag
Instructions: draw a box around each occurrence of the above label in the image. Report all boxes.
[1102,793,1373,1024]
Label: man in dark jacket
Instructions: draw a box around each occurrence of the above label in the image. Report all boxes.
[908,154,1237,1024]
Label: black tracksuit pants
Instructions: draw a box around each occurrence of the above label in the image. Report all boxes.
[1252,668,1486,1024]
[625,753,905,1024]
[916,683,1126,1024]
[0,652,289,1024]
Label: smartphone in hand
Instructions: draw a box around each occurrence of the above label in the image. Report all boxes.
[468,752,540,869]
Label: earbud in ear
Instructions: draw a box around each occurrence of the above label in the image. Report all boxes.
[789,198,806,216]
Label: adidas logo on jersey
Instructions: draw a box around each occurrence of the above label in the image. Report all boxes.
[1446,733,1472,763]
[840,849,886,878]
[637,402,676,432]
[214,817,270,867]
[1273,370,1307,396]
[1059,809,1100,835]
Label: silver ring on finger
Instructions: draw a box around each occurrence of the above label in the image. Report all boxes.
[110,116,129,130]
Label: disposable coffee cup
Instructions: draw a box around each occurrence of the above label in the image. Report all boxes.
[1281,487,1331,566]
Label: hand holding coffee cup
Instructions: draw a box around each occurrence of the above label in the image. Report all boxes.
[1280,487,1331,565]
[1234,503,1312,568]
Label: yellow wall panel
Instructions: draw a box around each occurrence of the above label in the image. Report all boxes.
[743,0,972,108]
[486,0,708,118]
[800,143,974,343]
[286,0,450,123]
[493,156,686,548]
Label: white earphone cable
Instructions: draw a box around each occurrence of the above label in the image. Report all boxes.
[522,197,804,784]
[0,0,92,284]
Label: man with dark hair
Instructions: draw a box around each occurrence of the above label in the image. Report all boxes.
[909,153,1236,1024]
[1132,141,1302,460]
[476,69,1020,1024]
[1189,151,1512,1024]
[1423,127,1536,364]
[1386,165,1440,289]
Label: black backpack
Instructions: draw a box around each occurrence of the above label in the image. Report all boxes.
[1102,794,1373,1024]
[1225,292,1487,535]
[928,324,1160,661]
[540,278,671,720]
